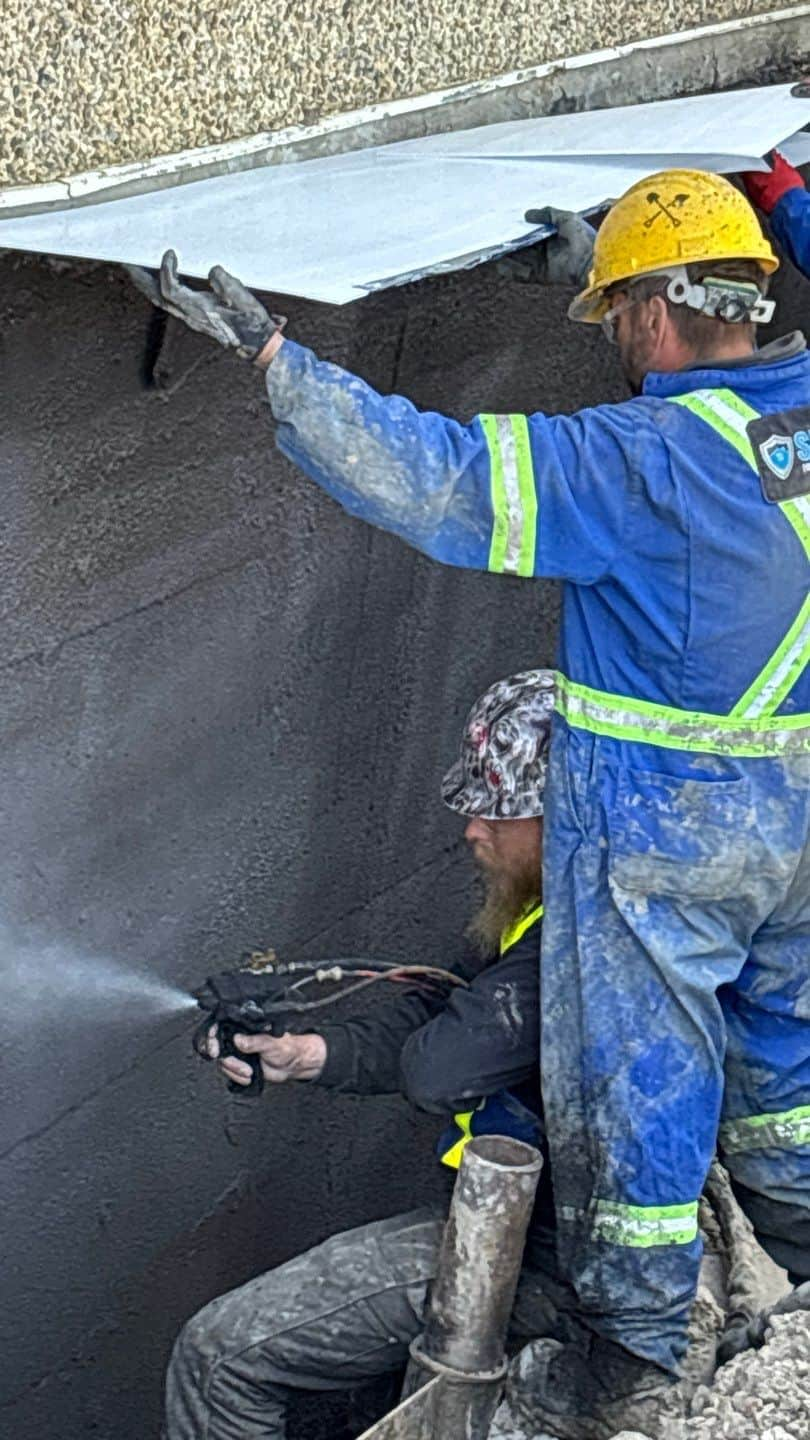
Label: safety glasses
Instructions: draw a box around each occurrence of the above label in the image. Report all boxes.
[600,293,643,345]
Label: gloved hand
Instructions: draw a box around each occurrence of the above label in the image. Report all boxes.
[127,249,286,361]
[743,150,806,215]
[717,1280,810,1366]
[498,207,595,287]
[505,1333,679,1440]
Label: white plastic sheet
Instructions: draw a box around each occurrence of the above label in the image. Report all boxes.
[0,85,808,304]
[782,128,810,166]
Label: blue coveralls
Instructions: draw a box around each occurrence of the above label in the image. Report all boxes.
[773,185,810,279]
[265,334,810,1373]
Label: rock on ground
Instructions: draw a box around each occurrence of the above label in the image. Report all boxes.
[682,1312,810,1440]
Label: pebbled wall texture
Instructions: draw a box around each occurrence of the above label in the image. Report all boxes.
[1,187,809,1440]
[0,251,573,1440]
[1,1,777,186]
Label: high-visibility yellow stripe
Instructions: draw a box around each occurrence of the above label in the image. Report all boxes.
[720,1104,810,1154]
[479,413,538,577]
[732,591,810,719]
[500,903,543,955]
[669,387,759,468]
[593,1198,699,1248]
[480,414,509,575]
[785,493,810,556]
[555,672,810,757]
[512,415,539,578]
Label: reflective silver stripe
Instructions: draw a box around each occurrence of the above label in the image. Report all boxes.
[742,606,810,718]
[493,414,525,574]
[557,677,810,757]
[735,488,810,719]
[690,388,752,439]
[592,1199,699,1248]
[795,496,810,526]
[720,1105,810,1154]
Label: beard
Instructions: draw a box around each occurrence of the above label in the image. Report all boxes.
[467,862,540,958]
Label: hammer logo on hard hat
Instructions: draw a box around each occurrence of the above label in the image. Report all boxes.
[644,192,690,229]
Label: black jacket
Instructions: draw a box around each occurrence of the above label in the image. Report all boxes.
[312,917,557,1265]
[313,922,541,1120]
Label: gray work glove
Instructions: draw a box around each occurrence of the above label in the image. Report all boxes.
[506,1334,680,1440]
[717,1280,810,1366]
[499,206,595,287]
[127,249,286,361]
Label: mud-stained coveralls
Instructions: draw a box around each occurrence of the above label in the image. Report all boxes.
[771,186,810,280]
[165,913,573,1440]
[259,331,810,1374]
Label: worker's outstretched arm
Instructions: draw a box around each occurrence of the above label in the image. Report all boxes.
[129,252,634,584]
[265,337,636,581]
[265,338,501,569]
[216,985,444,1094]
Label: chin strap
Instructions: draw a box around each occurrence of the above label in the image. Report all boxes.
[664,265,775,325]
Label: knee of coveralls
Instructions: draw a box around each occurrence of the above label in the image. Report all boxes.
[541,725,755,1373]
[165,1296,247,1438]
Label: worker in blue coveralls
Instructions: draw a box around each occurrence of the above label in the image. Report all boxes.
[130,167,810,1437]
[743,150,810,279]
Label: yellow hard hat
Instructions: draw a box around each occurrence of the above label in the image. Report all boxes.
[570,168,778,324]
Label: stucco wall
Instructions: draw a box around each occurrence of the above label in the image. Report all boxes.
[0,250,571,1440]
[2,1,776,186]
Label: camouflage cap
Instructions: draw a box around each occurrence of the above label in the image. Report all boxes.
[441,669,556,820]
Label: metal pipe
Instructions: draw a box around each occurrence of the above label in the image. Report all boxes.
[402,1134,543,1438]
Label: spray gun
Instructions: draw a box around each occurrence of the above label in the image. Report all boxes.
[193,952,323,1097]
[193,948,467,1098]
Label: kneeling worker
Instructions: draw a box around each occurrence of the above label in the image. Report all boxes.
[164,671,657,1440]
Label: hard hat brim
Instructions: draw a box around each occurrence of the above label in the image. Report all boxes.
[441,761,546,820]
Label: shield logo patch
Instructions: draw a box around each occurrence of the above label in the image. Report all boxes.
[759,434,795,481]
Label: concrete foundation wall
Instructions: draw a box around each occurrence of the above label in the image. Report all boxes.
[3,2,775,186]
[1,207,808,1439]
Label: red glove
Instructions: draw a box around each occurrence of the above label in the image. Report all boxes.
[743,150,806,214]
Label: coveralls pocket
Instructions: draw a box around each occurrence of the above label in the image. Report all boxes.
[607,769,749,901]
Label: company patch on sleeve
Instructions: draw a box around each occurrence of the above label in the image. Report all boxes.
[748,407,810,502]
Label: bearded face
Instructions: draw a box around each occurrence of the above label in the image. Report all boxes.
[465,816,543,956]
